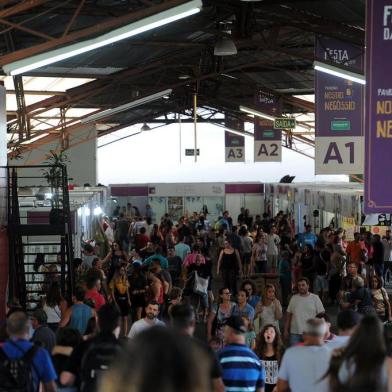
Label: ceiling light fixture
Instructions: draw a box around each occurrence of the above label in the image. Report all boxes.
[313,60,366,85]
[81,88,172,124]
[141,123,151,131]
[214,37,237,56]
[3,0,202,76]
[239,105,276,121]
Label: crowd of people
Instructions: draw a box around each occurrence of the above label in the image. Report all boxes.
[2,204,392,392]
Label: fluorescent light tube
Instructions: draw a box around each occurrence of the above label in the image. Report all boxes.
[4,0,202,75]
[239,105,276,121]
[81,88,172,123]
[313,60,366,85]
[225,127,253,138]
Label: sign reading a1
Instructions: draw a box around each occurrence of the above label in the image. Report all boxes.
[274,118,296,129]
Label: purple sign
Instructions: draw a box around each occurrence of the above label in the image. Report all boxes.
[255,89,282,116]
[365,1,392,213]
[315,36,364,174]
[225,114,245,162]
[254,118,281,140]
[316,36,363,137]
[254,119,282,162]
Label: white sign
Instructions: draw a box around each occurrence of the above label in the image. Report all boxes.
[315,136,364,174]
[254,140,282,162]
[225,147,245,162]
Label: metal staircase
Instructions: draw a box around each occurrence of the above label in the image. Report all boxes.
[7,164,74,309]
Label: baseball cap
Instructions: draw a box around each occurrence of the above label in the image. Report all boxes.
[132,260,142,266]
[224,316,247,333]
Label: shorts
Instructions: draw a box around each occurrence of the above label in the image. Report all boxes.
[116,294,131,316]
[241,252,251,264]
[314,275,328,292]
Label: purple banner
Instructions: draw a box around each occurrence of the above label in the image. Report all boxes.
[255,89,282,116]
[365,1,392,212]
[254,119,281,140]
[316,36,364,137]
[254,119,282,162]
[225,114,245,162]
[315,36,364,175]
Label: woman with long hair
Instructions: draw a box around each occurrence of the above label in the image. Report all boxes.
[207,287,236,341]
[216,239,242,295]
[371,275,392,322]
[100,327,211,392]
[254,284,282,334]
[251,233,268,274]
[109,265,131,336]
[42,282,67,332]
[105,241,128,283]
[326,316,392,392]
[255,324,285,392]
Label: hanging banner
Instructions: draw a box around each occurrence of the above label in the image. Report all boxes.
[365,0,392,213]
[254,118,282,162]
[255,89,282,116]
[225,114,245,162]
[315,36,364,174]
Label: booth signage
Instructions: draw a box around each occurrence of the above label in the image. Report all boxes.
[365,0,392,213]
[274,118,296,129]
[254,118,282,162]
[315,36,364,174]
[185,149,200,156]
[225,114,245,162]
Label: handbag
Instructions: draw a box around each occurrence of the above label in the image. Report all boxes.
[381,288,390,320]
[193,271,209,296]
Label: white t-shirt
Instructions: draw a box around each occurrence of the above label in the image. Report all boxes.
[287,293,325,334]
[325,335,350,350]
[267,234,280,256]
[279,345,332,392]
[127,318,165,338]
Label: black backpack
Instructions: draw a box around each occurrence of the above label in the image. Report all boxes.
[0,341,39,392]
[80,340,122,392]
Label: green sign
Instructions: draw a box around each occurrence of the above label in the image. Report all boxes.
[262,130,275,138]
[185,149,200,156]
[274,118,296,129]
[331,120,351,131]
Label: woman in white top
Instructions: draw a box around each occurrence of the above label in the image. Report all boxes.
[254,284,282,334]
[42,282,67,332]
[326,315,392,392]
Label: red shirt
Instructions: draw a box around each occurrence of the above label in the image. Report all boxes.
[85,289,106,311]
[135,234,150,251]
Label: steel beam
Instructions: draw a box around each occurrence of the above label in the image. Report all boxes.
[0,0,197,66]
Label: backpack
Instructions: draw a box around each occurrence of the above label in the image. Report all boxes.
[80,340,122,392]
[0,341,39,392]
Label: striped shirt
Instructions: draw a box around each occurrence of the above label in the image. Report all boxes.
[218,343,265,392]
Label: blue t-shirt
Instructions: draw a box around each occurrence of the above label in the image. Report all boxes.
[278,259,292,283]
[2,338,57,392]
[248,295,261,309]
[233,303,255,321]
[218,343,265,391]
[300,232,318,249]
[174,243,191,261]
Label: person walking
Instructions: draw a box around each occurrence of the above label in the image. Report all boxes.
[326,316,392,392]
[218,316,266,392]
[277,318,332,392]
[283,278,325,346]
[0,311,57,392]
[127,301,164,339]
[217,239,242,295]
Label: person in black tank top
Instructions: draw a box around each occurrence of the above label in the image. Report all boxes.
[217,240,242,295]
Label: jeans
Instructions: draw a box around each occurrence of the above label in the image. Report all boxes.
[289,333,303,346]
[221,268,238,295]
[375,263,384,278]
